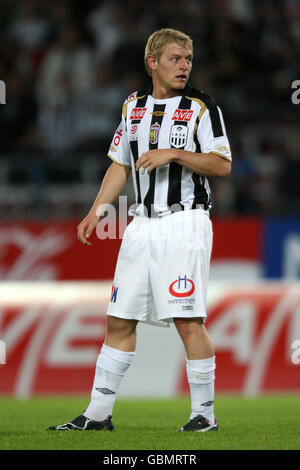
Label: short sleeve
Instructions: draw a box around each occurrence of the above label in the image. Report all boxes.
[107,115,131,168]
[197,106,232,162]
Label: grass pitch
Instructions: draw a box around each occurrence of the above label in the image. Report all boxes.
[0,395,299,450]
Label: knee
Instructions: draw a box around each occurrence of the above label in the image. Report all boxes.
[106,316,137,338]
[174,318,205,344]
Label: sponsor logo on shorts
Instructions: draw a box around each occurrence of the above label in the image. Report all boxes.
[169,275,195,297]
[110,284,118,303]
[168,275,195,307]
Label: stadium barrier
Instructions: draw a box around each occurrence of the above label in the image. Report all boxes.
[0,281,299,397]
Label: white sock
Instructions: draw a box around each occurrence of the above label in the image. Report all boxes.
[186,356,216,425]
[84,344,135,422]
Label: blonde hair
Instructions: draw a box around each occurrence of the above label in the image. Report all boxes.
[144,28,193,77]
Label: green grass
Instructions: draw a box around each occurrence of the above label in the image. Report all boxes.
[0,395,299,450]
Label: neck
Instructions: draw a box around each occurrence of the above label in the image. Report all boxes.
[152,81,183,99]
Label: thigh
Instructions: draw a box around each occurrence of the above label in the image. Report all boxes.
[106,218,152,321]
[106,315,138,335]
[150,210,212,321]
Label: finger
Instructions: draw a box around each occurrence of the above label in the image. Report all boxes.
[147,164,156,174]
[86,224,93,238]
[140,161,150,175]
[137,161,148,173]
[135,153,148,171]
[77,224,91,246]
[135,159,143,171]
[84,224,92,245]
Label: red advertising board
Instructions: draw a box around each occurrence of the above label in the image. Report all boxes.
[0,282,299,397]
[178,284,300,394]
[0,221,122,280]
[0,218,261,281]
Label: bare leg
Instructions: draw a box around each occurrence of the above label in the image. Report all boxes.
[84,316,138,422]
[105,315,138,351]
[174,317,214,359]
[174,317,216,426]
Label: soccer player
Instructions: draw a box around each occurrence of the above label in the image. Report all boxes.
[47,28,231,432]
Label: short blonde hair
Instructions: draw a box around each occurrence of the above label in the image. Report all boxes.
[144,28,193,77]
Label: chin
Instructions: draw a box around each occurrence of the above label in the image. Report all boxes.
[172,82,186,90]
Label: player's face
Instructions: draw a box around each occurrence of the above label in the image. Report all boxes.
[154,42,193,92]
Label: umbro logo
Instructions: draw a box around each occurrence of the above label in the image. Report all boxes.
[95,388,115,395]
[150,111,167,116]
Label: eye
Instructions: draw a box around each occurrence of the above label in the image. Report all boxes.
[171,57,179,63]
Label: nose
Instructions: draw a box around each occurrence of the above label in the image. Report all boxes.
[179,58,189,70]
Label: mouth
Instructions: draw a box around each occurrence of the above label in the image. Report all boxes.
[175,74,187,81]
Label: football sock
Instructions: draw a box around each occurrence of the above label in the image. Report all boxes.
[186,356,216,425]
[84,343,135,422]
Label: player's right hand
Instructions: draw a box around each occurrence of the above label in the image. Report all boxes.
[77,213,99,246]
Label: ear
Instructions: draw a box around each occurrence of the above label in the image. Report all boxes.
[147,54,158,73]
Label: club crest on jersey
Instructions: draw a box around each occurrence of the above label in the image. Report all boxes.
[169,125,188,148]
[149,122,160,145]
[172,109,194,121]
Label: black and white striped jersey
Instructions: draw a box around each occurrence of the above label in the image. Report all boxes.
[107,86,231,216]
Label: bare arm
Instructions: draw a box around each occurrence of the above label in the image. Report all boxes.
[77,162,131,246]
[173,149,231,178]
[136,148,231,178]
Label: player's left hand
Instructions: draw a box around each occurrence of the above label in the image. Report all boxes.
[135,149,175,174]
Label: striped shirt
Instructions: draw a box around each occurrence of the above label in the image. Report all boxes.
[107,86,231,217]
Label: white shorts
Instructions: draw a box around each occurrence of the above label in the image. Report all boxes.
[106,208,213,327]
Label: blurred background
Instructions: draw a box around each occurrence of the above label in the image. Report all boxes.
[0,0,300,399]
[0,0,300,217]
